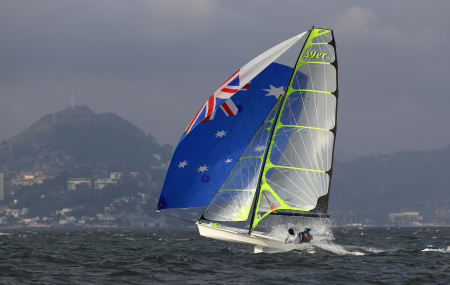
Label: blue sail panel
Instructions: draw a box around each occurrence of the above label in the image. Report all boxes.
[158,63,293,209]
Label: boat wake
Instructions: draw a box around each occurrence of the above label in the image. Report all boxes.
[257,221,383,256]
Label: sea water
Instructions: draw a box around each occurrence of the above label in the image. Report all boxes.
[0,227,449,284]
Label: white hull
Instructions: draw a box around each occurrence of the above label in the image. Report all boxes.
[197,222,294,252]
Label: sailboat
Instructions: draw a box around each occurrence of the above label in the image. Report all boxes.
[157,27,338,251]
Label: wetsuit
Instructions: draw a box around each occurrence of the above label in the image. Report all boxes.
[299,232,313,243]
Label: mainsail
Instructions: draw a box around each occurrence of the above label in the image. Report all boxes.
[250,28,338,229]
[202,28,338,230]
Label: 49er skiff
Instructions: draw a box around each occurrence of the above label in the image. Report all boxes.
[157,27,338,250]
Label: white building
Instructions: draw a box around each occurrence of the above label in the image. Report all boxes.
[94,178,117,190]
[67,178,92,191]
[110,172,122,180]
[389,212,423,226]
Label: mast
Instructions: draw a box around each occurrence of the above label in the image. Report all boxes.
[314,29,339,214]
[248,28,313,234]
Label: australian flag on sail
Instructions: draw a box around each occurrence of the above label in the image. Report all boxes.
[158,63,293,209]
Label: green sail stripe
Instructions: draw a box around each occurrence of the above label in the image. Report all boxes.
[251,28,335,229]
[275,125,330,131]
[268,165,326,173]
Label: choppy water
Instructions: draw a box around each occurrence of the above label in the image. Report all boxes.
[0,227,449,284]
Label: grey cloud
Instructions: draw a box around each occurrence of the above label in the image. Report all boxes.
[1,0,450,161]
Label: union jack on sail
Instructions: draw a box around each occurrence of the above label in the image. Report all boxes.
[184,70,250,135]
[182,31,306,138]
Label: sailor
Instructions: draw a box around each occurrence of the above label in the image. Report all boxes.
[285,227,313,244]
[285,228,300,244]
[298,227,313,243]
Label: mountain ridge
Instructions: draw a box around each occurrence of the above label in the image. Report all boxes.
[330,144,450,223]
[0,105,448,224]
[0,105,172,174]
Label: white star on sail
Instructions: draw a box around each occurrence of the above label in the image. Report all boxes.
[263,84,285,99]
[215,130,227,138]
[197,164,209,173]
[254,145,265,152]
[225,158,233,163]
[177,160,188,168]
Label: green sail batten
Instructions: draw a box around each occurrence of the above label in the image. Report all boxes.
[251,28,336,229]
[276,125,329,131]
[268,165,326,173]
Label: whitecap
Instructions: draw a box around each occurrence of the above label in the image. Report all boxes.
[361,247,384,254]
[421,246,449,253]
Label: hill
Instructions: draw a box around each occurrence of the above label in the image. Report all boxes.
[0,106,172,175]
[330,145,450,223]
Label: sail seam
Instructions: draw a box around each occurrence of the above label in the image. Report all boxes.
[277,125,330,131]
[239,156,263,159]
[218,189,255,192]
[290,89,331,94]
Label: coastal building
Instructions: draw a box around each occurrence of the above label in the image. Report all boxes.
[94,178,117,190]
[12,172,46,187]
[388,212,423,226]
[96,214,116,224]
[110,172,122,180]
[67,178,92,191]
[129,172,152,188]
[0,172,4,201]
[8,208,29,218]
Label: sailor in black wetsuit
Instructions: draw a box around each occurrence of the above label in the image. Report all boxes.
[285,227,313,244]
[298,227,313,243]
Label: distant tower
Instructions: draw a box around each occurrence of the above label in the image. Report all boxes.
[0,172,4,201]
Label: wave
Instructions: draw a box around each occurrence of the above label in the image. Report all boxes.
[421,246,450,253]
[313,242,365,256]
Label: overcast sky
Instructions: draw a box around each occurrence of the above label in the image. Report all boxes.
[1,0,449,161]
